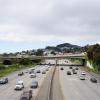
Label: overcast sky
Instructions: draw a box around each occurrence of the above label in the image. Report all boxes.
[0,0,100,53]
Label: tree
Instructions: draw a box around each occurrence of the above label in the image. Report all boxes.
[19,58,32,65]
[51,51,56,55]
[87,44,100,71]
[35,49,43,56]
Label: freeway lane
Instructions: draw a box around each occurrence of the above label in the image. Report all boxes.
[34,65,55,100]
[34,65,63,100]
[0,65,52,100]
[50,66,63,100]
[59,66,100,100]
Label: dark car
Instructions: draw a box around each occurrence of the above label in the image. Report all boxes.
[60,67,64,70]
[90,77,97,83]
[30,80,38,88]
[69,66,72,69]
[29,70,34,74]
[36,70,41,73]
[0,77,8,84]
[75,67,79,70]
[18,72,24,76]
[20,89,32,100]
[67,71,71,75]
[72,69,77,74]
[73,71,77,74]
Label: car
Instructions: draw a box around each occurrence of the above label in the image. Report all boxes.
[67,71,71,75]
[73,71,77,74]
[46,68,49,71]
[75,67,79,70]
[31,68,35,71]
[30,73,36,78]
[72,69,77,74]
[80,75,85,80]
[81,71,86,75]
[30,80,38,88]
[25,70,28,73]
[20,89,32,100]
[60,67,64,70]
[42,71,46,74]
[29,70,34,74]
[36,70,41,73]
[0,77,8,84]
[18,72,24,76]
[15,81,24,90]
[90,77,97,83]
[69,66,72,69]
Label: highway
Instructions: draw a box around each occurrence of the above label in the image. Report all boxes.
[0,65,52,100]
[0,59,100,100]
[59,65,100,100]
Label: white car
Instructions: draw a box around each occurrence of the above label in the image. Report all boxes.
[30,73,36,78]
[80,75,85,80]
[81,71,86,75]
[15,81,24,90]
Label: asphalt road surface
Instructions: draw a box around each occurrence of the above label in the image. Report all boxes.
[1,59,100,100]
[50,66,64,100]
[0,65,52,100]
[59,65,100,100]
[34,65,63,100]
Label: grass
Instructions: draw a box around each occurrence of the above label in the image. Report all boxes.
[81,66,100,75]
[71,59,82,65]
[0,64,36,77]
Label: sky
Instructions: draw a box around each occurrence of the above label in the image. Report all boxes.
[0,0,100,53]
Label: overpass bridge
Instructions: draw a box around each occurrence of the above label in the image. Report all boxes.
[0,54,86,66]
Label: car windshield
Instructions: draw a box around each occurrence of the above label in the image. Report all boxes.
[32,81,37,84]
[21,97,28,100]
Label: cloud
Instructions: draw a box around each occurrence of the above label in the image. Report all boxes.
[0,0,100,46]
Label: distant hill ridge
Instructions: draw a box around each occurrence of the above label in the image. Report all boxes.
[45,43,81,50]
[56,43,81,48]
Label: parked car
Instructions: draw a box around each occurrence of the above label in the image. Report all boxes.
[80,75,85,80]
[0,77,8,84]
[30,80,38,88]
[67,71,71,75]
[90,77,97,83]
[18,72,24,76]
[20,89,32,100]
[81,71,86,75]
[60,67,64,70]
[30,73,36,78]
[15,81,24,90]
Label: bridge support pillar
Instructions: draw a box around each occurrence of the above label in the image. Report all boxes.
[55,59,58,66]
[82,59,86,66]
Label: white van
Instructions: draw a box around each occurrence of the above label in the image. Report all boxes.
[14,80,24,90]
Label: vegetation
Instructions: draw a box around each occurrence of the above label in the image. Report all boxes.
[0,64,34,77]
[87,44,100,72]
[0,59,42,77]
[35,49,43,56]
[70,59,82,65]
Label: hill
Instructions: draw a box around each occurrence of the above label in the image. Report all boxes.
[56,43,81,48]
